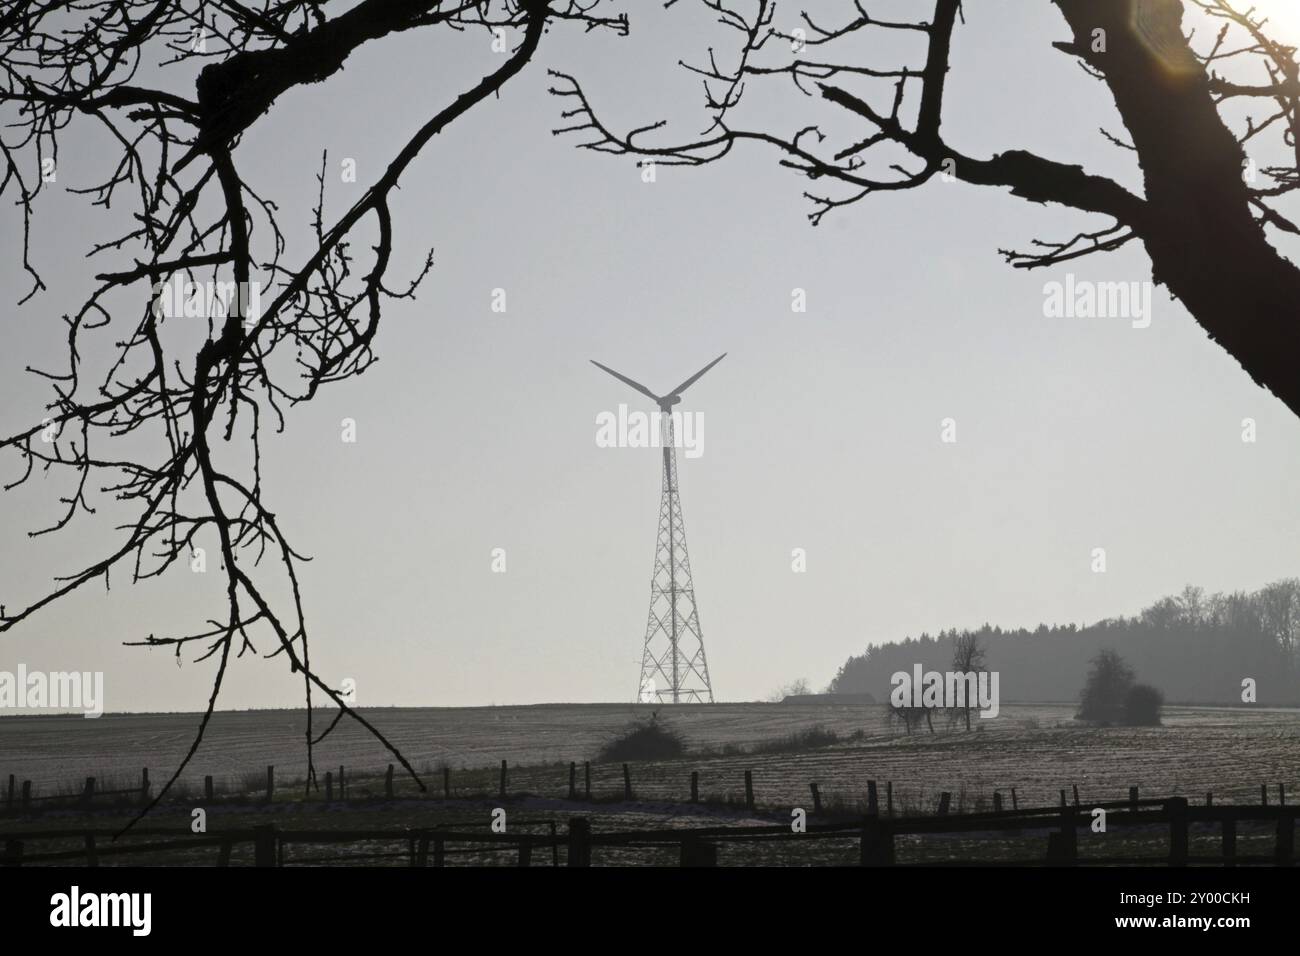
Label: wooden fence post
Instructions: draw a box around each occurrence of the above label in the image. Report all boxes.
[204,775,214,800]
[585,761,592,800]
[680,834,718,867]
[867,780,878,816]
[1205,792,1213,806]
[1222,816,1237,866]
[1280,783,1287,807]
[338,765,344,800]
[810,782,822,814]
[690,771,699,803]
[140,768,150,804]
[500,759,508,799]
[85,833,98,867]
[265,765,274,803]
[993,791,1003,812]
[518,838,533,867]
[1129,785,1139,809]
[2,839,22,867]
[82,776,95,806]
[433,834,446,867]
[416,832,431,866]
[1261,783,1268,806]
[325,771,333,802]
[937,792,951,815]
[550,821,560,867]
[744,770,754,810]
[1047,806,1077,865]
[1275,809,1295,865]
[624,763,633,801]
[567,817,592,867]
[887,781,894,818]
[1010,786,1018,810]
[217,838,232,867]
[860,815,894,865]
[385,764,394,799]
[1046,832,1066,863]
[5,774,12,811]
[21,780,31,813]
[1072,784,1080,808]
[569,762,577,799]
[1059,789,1067,809]
[1167,797,1188,866]
[253,825,277,867]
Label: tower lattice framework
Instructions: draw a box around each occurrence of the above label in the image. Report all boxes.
[638,414,714,704]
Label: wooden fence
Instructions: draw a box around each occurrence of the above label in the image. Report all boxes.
[5,771,154,811]
[7,763,1290,815]
[4,762,406,811]
[4,758,1296,867]
[0,817,562,867]
[2,797,1295,867]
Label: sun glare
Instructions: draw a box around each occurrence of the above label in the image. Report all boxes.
[1230,1,1300,46]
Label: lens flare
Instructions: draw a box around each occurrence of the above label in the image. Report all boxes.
[1132,0,1202,77]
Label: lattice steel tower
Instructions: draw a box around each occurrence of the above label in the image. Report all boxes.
[591,354,724,704]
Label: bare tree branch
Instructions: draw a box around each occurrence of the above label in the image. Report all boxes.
[0,0,625,829]
[553,0,1300,418]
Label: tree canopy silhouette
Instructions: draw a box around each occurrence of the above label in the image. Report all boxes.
[0,0,626,823]
[553,0,1300,417]
[4,0,1299,824]
[828,578,1300,706]
[1077,648,1137,723]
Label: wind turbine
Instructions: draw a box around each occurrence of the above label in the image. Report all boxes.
[591,353,725,704]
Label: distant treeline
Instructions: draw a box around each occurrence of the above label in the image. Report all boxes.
[828,581,1300,707]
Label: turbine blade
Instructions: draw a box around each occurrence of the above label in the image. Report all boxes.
[668,352,727,398]
[590,360,660,402]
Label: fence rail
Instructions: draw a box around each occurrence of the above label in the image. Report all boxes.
[1,797,1295,867]
[6,764,1292,814]
[4,759,1295,868]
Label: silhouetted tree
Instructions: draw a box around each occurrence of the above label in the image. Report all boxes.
[1077,649,1136,724]
[1178,585,1206,626]
[888,703,934,736]
[829,580,1300,706]
[554,0,1300,419]
[0,0,627,823]
[1142,596,1184,629]
[951,632,986,731]
[1257,578,1300,653]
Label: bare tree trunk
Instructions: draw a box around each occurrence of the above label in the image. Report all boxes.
[1055,0,1300,418]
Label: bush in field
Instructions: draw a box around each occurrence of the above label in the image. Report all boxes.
[1077,650,1164,726]
[1076,649,1136,725]
[750,724,840,754]
[595,713,687,763]
[1123,684,1164,726]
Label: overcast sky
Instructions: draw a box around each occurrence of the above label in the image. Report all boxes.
[3,1,1300,712]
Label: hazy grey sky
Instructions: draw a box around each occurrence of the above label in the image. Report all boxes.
[3,1,1300,712]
